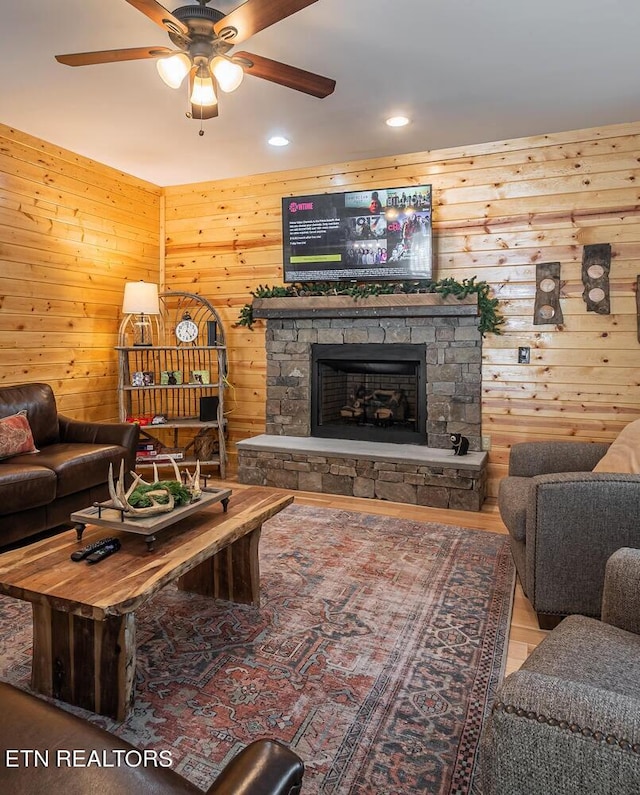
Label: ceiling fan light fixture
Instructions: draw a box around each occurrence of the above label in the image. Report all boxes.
[191,70,217,107]
[211,56,244,93]
[156,52,191,89]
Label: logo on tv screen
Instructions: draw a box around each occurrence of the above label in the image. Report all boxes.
[288,201,314,213]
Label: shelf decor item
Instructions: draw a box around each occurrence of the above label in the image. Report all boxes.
[190,369,210,385]
[121,281,160,346]
[175,311,199,344]
[199,395,219,421]
[160,370,182,385]
[131,371,154,386]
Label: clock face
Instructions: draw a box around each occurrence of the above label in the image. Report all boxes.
[175,318,198,343]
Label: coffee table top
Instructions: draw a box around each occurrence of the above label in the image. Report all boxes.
[0,487,293,621]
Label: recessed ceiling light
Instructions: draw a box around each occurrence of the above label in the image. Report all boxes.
[386,116,410,128]
[268,135,290,147]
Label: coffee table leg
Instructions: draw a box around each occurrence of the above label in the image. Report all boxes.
[31,603,136,721]
[177,525,261,605]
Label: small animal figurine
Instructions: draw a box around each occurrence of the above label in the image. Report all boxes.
[450,433,470,456]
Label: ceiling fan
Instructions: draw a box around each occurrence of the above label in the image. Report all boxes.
[55,0,335,127]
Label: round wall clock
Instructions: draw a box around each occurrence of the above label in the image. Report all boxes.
[175,311,198,344]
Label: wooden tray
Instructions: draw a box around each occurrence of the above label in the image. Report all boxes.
[70,487,232,551]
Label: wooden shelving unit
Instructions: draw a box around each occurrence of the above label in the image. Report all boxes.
[117,291,228,477]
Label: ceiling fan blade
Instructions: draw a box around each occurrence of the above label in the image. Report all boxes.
[234,51,335,98]
[214,0,319,45]
[55,46,174,66]
[124,0,189,36]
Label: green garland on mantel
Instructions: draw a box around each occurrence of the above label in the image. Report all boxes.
[236,277,505,336]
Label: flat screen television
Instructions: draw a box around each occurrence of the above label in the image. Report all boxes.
[281,184,433,283]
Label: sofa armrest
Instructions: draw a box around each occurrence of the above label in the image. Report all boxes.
[602,548,640,634]
[524,472,640,616]
[481,670,640,795]
[508,441,610,477]
[205,740,304,795]
[58,415,139,451]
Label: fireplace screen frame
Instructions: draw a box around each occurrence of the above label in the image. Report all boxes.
[311,343,427,445]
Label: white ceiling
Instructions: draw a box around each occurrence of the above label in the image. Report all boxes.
[2,0,639,187]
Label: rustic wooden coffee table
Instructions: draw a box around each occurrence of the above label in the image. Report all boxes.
[0,487,293,720]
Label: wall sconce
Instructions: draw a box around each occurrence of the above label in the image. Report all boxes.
[121,281,160,346]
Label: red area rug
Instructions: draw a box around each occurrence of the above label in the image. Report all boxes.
[0,504,514,794]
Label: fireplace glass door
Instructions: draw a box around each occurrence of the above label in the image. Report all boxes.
[311,344,427,444]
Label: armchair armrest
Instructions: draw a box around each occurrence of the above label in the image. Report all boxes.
[602,548,640,634]
[58,415,139,451]
[524,472,640,616]
[481,670,640,795]
[205,740,304,795]
[508,441,609,477]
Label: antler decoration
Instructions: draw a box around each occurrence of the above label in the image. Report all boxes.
[107,461,175,517]
[183,460,202,501]
[167,457,202,501]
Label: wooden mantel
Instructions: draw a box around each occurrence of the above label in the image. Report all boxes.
[251,293,478,320]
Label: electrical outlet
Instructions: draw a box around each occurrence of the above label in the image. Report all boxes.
[518,346,531,364]
[481,435,492,451]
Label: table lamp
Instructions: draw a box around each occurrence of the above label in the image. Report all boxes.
[122,281,160,346]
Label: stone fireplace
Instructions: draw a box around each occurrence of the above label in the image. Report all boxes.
[237,294,488,510]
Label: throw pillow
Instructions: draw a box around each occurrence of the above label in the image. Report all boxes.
[593,418,640,474]
[0,410,39,460]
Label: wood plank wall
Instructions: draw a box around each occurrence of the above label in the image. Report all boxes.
[163,120,640,498]
[0,123,161,421]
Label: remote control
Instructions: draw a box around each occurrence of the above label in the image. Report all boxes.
[70,536,119,562]
[86,538,121,564]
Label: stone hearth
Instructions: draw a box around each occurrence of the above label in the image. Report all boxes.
[237,294,487,510]
[237,435,487,511]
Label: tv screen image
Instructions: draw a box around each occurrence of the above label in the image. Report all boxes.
[282,185,432,283]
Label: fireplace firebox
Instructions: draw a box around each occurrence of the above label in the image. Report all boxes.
[311,344,427,444]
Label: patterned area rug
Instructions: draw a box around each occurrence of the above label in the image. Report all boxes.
[0,504,514,794]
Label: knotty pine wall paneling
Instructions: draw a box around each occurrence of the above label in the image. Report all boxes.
[163,120,640,498]
[0,124,161,422]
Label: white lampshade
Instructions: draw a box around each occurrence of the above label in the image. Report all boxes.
[122,281,160,315]
[156,53,191,89]
[211,56,244,93]
[190,71,217,107]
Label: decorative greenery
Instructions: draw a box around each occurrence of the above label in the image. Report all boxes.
[236,277,504,336]
[127,480,192,508]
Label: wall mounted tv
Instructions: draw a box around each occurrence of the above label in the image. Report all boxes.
[282,184,432,283]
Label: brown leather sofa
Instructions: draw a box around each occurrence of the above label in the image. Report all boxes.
[0,682,304,794]
[0,383,139,548]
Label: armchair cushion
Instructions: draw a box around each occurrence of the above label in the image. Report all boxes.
[519,614,640,699]
[594,419,640,474]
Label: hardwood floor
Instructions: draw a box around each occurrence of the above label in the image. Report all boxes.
[216,479,547,677]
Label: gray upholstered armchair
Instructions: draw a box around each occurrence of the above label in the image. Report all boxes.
[480,547,640,795]
[498,440,640,627]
